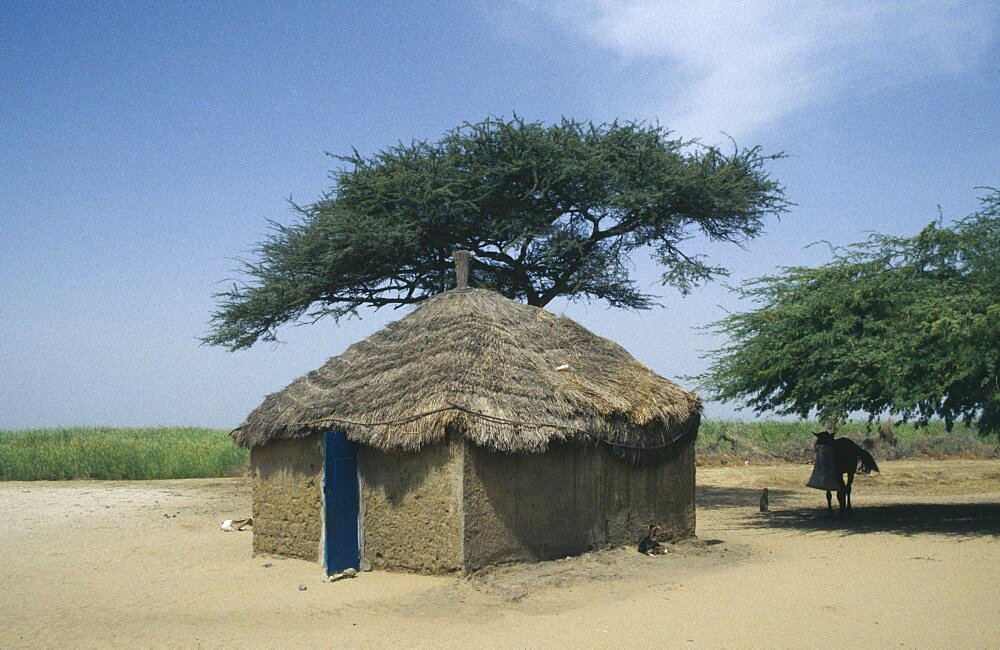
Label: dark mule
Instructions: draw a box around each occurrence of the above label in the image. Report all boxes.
[813,431,880,517]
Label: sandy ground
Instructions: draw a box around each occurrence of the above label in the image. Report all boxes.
[1,459,998,648]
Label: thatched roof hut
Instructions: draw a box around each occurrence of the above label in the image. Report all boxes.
[233,286,701,458]
[238,272,701,575]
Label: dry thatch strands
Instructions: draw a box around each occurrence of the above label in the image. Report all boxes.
[232,288,701,462]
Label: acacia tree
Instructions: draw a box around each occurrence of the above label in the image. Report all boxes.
[206,116,787,350]
[697,189,1000,435]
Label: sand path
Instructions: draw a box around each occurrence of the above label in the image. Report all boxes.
[1,459,997,647]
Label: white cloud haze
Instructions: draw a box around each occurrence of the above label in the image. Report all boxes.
[538,0,995,139]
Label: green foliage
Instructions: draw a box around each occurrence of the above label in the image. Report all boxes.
[696,419,996,463]
[697,190,1000,436]
[206,116,786,349]
[0,427,247,481]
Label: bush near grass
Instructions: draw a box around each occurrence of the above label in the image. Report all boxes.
[696,420,999,466]
[0,427,248,481]
[2,422,994,480]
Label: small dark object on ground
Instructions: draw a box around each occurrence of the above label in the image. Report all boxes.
[637,523,668,555]
[759,488,769,512]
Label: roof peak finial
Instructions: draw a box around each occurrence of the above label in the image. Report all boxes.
[453,250,471,289]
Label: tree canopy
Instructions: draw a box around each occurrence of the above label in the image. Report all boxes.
[697,189,1000,435]
[206,116,786,350]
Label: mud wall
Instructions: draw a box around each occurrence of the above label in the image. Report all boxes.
[461,438,695,572]
[359,437,464,573]
[250,435,323,562]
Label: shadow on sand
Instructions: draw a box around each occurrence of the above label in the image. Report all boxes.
[745,502,1000,538]
[697,485,1000,538]
[697,485,796,509]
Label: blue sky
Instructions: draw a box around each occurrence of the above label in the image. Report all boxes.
[2,1,998,429]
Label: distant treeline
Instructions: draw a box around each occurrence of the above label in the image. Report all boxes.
[0,427,248,481]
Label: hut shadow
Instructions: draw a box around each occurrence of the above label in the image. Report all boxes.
[359,446,446,507]
[469,445,597,562]
[745,502,1000,538]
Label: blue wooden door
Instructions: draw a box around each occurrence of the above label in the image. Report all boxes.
[323,430,359,573]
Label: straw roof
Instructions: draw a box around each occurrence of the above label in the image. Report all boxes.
[232,287,701,458]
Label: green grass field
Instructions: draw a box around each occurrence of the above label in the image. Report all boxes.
[0,421,994,480]
[697,419,997,463]
[0,427,248,481]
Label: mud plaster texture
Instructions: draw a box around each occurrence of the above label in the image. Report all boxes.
[249,433,695,574]
[359,438,464,573]
[462,439,695,572]
[250,436,323,561]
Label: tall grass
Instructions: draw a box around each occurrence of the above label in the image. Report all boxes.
[1,422,994,480]
[696,419,998,464]
[0,427,248,481]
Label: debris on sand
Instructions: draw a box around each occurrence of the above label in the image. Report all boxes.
[220,517,253,532]
[327,568,358,583]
